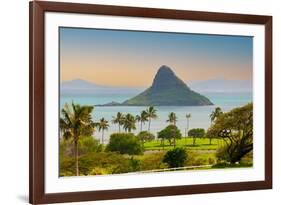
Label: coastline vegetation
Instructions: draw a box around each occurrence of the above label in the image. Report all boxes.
[59,103,253,177]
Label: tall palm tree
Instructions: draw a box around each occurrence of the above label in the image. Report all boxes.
[112,112,124,132]
[185,113,191,146]
[97,118,109,144]
[209,107,223,144]
[146,106,157,131]
[185,113,191,136]
[135,114,141,131]
[167,112,177,125]
[136,110,148,132]
[60,102,94,176]
[210,107,223,123]
[167,112,178,148]
[123,113,136,132]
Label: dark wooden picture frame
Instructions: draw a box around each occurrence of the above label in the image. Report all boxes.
[29,1,272,204]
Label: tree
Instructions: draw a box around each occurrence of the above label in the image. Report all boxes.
[185,113,191,145]
[188,128,205,145]
[158,125,182,146]
[60,102,94,176]
[136,110,148,132]
[167,112,177,125]
[112,112,124,132]
[210,107,223,123]
[137,131,155,147]
[185,113,191,135]
[163,148,187,168]
[123,113,136,132]
[135,114,141,131]
[106,133,143,155]
[97,118,109,144]
[208,107,223,144]
[167,112,178,147]
[146,106,157,131]
[206,103,253,164]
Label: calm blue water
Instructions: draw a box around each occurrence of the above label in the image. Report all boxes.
[60,92,252,143]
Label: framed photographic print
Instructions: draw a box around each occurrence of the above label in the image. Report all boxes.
[29,1,272,204]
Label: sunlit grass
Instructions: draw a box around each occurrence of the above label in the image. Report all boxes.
[144,137,225,151]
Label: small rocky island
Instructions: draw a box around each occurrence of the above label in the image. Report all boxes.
[122,65,213,106]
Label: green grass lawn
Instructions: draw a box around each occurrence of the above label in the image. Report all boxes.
[144,137,225,151]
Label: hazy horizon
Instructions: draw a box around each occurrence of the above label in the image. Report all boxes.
[61,77,252,93]
[60,27,253,87]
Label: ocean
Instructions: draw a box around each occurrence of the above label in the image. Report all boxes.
[60,91,252,143]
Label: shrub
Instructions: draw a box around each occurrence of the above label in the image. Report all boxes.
[78,136,103,154]
[163,148,187,168]
[128,157,141,172]
[60,152,133,176]
[60,136,102,158]
[106,133,143,155]
[89,167,108,175]
[139,152,167,171]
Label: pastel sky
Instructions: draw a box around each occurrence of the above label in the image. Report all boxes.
[60,27,253,87]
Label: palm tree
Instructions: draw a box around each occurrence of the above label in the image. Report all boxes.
[97,118,109,144]
[209,107,223,144]
[167,112,177,125]
[123,113,136,132]
[112,112,124,132]
[60,102,94,176]
[167,112,178,148]
[146,106,157,131]
[136,110,148,132]
[135,114,141,131]
[185,113,191,146]
[210,107,223,123]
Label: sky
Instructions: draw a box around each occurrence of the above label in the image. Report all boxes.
[60,27,253,87]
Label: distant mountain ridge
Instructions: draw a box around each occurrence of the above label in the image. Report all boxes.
[61,79,108,90]
[61,79,144,96]
[189,78,252,93]
[123,65,213,106]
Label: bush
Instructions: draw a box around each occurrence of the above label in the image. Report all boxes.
[60,152,134,176]
[89,167,108,175]
[128,157,141,172]
[184,150,217,166]
[106,133,143,155]
[79,136,103,154]
[139,152,167,171]
[163,148,187,168]
[60,136,102,158]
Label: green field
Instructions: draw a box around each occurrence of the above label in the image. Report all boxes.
[144,137,224,151]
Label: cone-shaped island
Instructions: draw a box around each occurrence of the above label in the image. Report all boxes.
[122,65,213,106]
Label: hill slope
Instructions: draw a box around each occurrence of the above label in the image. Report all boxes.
[123,65,213,106]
